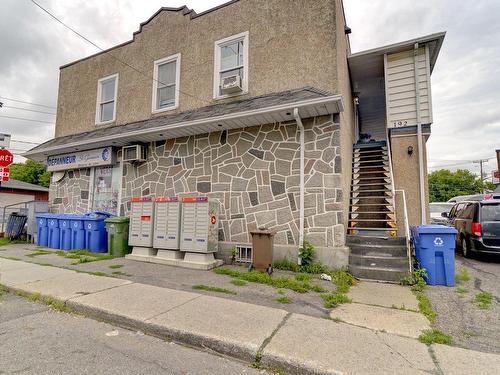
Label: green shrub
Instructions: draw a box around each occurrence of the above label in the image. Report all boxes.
[329,269,356,294]
[298,240,315,269]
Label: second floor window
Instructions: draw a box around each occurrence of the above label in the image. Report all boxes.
[152,53,180,112]
[96,73,118,124]
[214,31,249,99]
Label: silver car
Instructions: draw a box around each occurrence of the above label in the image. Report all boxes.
[430,202,454,225]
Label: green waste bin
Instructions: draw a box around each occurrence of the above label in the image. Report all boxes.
[105,217,130,257]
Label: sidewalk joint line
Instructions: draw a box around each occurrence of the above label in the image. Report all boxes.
[257,312,292,355]
[66,281,135,302]
[145,295,203,322]
[427,345,445,375]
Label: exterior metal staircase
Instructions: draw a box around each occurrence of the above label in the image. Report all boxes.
[347,141,410,282]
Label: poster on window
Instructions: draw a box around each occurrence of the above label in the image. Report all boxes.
[92,165,120,215]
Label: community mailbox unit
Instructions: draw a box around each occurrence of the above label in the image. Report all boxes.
[180,196,219,253]
[153,196,182,260]
[128,196,155,256]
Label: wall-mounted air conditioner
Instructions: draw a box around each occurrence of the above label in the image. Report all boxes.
[122,145,146,162]
[220,75,242,94]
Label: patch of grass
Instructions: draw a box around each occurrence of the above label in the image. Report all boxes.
[192,284,236,295]
[0,238,24,247]
[66,249,113,261]
[300,262,329,274]
[276,296,292,304]
[272,258,299,272]
[111,271,133,277]
[0,284,8,299]
[418,329,453,345]
[230,279,247,287]
[415,291,437,325]
[329,269,356,294]
[295,273,313,282]
[455,267,470,284]
[310,284,327,293]
[26,249,54,257]
[109,264,124,269]
[401,267,427,292]
[463,330,479,338]
[320,292,351,308]
[2,256,21,261]
[455,287,469,296]
[55,250,66,256]
[214,268,317,293]
[473,292,493,310]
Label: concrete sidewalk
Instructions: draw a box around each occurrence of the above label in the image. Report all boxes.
[1,258,499,375]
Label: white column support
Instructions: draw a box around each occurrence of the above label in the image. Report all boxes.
[293,108,305,264]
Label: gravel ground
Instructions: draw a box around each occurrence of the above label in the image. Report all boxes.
[0,243,336,318]
[424,252,500,354]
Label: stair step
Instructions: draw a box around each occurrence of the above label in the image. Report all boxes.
[353,159,388,164]
[349,254,409,269]
[353,165,388,169]
[354,177,390,180]
[346,235,407,246]
[353,182,391,187]
[348,265,409,283]
[348,243,408,257]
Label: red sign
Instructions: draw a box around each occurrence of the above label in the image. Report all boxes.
[0,149,13,167]
[494,171,499,179]
[182,196,208,203]
[210,215,217,225]
[0,167,9,182]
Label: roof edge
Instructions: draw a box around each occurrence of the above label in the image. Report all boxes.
[60,1,239,70]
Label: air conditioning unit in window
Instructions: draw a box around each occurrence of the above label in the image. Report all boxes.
[122,145,146,163]
[220,75,242,94]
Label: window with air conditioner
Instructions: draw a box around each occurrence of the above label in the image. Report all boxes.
[213,31,248,99]
[152,53,180,113]
[96,73,118,124]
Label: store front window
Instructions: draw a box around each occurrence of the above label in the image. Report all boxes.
[92,164,120,215]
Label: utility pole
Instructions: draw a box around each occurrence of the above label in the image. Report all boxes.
[474,159,489,193]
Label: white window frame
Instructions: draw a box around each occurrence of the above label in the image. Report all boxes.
[95,73,118,125]
[152,53,181,114]
[213,31,249,100]
[236,245,252,263]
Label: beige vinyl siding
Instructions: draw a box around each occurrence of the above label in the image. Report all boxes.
[385,47,432,128]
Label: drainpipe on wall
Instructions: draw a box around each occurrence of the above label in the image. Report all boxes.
[414,42,427,224]
[293,108,305,265]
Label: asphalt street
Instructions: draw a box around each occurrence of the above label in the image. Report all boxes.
[0,294,266,375]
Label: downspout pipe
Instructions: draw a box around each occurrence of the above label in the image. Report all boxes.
[293,108,305,265]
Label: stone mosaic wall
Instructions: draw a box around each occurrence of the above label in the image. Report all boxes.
[49,168,91,213]
[121,115,345,249]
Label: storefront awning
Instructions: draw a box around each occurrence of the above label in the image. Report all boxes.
[24,87,343,163]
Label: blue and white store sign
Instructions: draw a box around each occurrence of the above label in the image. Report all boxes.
[47,147,114,172]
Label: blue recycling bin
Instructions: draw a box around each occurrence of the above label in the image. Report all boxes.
[70,216,86,250]
[84,212,112,253]
[36,214,49,246]
[413,225,458,286]
[47,215,61,249]
[58,215,73,250]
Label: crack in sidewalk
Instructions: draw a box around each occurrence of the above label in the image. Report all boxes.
[257,312,292,356]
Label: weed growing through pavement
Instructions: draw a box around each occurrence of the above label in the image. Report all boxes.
[0,284,8,299]
[26,249,54,257]
[320,293,351,308]
[295,273,313,282]
[455,267,470,284]
[276,296,292,304]
[455,287,469,296]
[415,291,437,325]
[400,268,427,292]
[463,330,479,338]
[2,256,21,261]
[230,279,246,287]
[192,284,236,295]
[112,271,133,277]
[473,292,493,310]
[418,329,453,345]
[109,264,124,269]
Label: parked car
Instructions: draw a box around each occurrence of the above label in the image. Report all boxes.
[448,193,500,203]
[444,200,500,257]
[429,202,454,225]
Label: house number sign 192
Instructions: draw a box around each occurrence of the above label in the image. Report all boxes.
[392,120,408,127]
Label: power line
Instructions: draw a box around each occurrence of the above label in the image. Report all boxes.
[11,140,41,145]
[0,105,56,115]
[0,96,55,109]
[0,115,55,125]
[29,0,210,106]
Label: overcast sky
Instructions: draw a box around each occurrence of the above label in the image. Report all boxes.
[0,0,498,178]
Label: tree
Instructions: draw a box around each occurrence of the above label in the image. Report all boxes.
[9,160,50,188]
[429,169,496,202]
